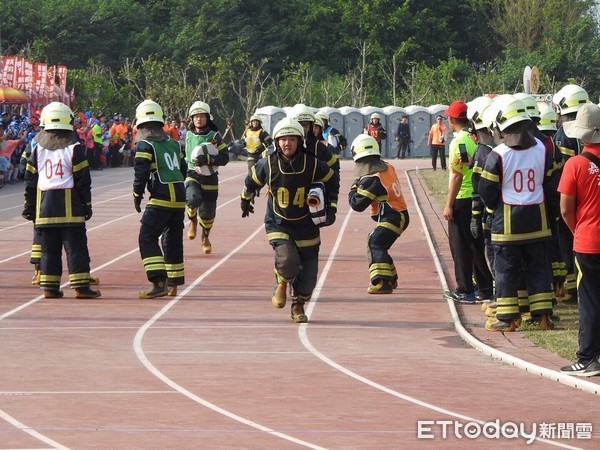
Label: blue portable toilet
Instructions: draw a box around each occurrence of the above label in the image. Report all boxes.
[339,106,364,159]
[406,105,431,157]
[383,106,408,158]
[316,107,343,134]
[254,106,286,136]
[317,107,345,152]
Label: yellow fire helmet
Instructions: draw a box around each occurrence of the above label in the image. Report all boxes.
[135,100,164,125]
[41,102,75,131]
[351,134,380,161]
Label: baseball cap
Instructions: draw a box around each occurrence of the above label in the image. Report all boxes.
[444,101,468,119]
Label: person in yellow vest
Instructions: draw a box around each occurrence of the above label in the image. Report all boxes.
[348,134,410,294]
[242,115,273,172]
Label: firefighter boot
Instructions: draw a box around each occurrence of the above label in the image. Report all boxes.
[139,280,168,299]
[201,228,212,254]
[43,289,64,299]
[188,218,198,240]
[75,287,102,299]
[291,298,308,323]
[272,281,287,309]
[31,264,41,285]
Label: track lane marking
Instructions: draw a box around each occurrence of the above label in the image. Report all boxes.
[133,225,327,450]
[296,177,583,450]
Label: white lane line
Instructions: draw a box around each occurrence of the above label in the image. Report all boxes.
[0,185,240,268]
[404,169,600,397]
[0,391,174,395]
[0,169,250,448]
[0,181,131,215]
[0,325,296,331]
[298,208,583,450]
[0,410,68,450]
[145,351,309,354]
[0,170,244,239]
[0,247,139,321]
[0,324,413,331]
[133,225,326,450]
[0,192,243,319]
[0,213,139,265]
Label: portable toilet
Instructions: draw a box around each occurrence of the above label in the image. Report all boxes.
[339,106,364,159]
[317,107,345,152]
[254,106,286,136]
[427,104,451,152]
[406,105,431,157]
[383,105,408,158]
[282,106,294,119]
[317,107,344,134]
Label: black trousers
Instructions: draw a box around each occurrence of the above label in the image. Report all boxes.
[139,206,185,286]
[367,211,409,284]
[448,198,493,294]
[39,226,91,290]
[30,224,42,265]
[185,178,218,231]
[246,153,261,171]
[493,241,554,320]
[431,145,446,170]
[558,217,576,295]
[272,241,319,300]
[267,217,320,300]
[574,253,600,360]
[396,137,409,158]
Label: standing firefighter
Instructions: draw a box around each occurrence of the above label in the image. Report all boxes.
[365,113,387,151]
[23,102,100,299]
[240,118,339,323]
[479,95,556,331]
[552,84,589,304]
[348,134,410,294]
[184,101,229,254]
[133,100,187,299]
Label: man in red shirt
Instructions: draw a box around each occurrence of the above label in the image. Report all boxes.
[558,103,600,377]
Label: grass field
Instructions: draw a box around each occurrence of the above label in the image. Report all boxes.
[419,168,579,362]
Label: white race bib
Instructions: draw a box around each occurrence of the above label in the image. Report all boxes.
[494,141,546,205]
[37,144,76,191]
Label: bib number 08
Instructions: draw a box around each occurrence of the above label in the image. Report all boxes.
[513,168,536,193]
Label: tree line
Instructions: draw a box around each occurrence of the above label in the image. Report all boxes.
[3,0,599,137]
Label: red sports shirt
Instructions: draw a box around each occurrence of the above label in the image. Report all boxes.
[558,144,600,253]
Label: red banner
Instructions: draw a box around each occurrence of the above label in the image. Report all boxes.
[2,56,16,86]
[1,56,69,108]
[56,65,70,105]
[23,60,34,95]
[33,62,48,106]
[57,66,67,92]
[46,65,56,101]
[14,57,25,91]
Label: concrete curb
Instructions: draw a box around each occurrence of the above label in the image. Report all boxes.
[405,168,600,396]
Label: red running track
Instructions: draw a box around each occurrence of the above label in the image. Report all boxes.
[0,159,598,449]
